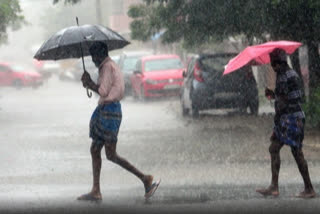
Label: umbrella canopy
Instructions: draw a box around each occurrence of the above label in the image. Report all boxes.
[34,24,130,60]
[223,40,302,75]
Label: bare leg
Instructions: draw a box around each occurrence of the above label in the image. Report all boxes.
[256,138,283,196]
[77,142,103,201]
[291,147,316,198]
[269,139,284,190]
[105,143,154,191]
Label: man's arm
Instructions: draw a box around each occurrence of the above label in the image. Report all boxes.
[86,79,99,94]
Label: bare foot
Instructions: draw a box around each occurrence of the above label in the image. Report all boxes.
[256,187,279,197]
[77,192,102,201]
[295,190,316,198]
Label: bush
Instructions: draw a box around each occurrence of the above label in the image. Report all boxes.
[303,87,320,128]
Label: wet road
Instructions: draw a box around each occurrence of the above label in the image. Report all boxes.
[1,77,320,214]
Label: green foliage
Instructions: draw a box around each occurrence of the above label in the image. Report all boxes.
[130,19,151,41]
[128,4,148,18]
[127,0,274,49]
[128,0,320,45]
[0,0,24,44]
[128,2,165,42]
[303,87,320,128]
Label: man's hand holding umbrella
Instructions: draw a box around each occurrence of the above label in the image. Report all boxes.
[81,70,99,93]
[265,88,275,100]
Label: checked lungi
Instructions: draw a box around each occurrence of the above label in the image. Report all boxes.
[89,102,122,145]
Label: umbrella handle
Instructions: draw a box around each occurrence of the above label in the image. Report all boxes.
[86,87,92,98]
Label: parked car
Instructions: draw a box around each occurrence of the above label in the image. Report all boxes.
[58,57,98,82]
[0,62,43,89]
[130,54,185,100]
[118,51,152,95]
[37,60,61,80]
[180,53,259,117]
[110,54,120,65]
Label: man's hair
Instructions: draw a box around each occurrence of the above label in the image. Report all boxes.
[269,48,287,64]
[89,42,109,57]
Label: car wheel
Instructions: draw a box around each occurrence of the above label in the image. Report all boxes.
[239,101,248,114]
[180,94,189,116]
[139,86,146,101]
[190,89,199,118]
[191,104,199,118]
[13,79,23,89]
[248,99,259,116]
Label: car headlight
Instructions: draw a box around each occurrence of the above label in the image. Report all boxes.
[145,79,158,85]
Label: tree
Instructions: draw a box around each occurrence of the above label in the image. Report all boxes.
[128,0,320,96]
[0,0,24,44]
[128,1,269,47]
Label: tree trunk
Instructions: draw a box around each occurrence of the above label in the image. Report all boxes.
[307,41,320,96]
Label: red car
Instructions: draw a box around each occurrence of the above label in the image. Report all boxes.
[0,62,43,88]
[130,54,185,99]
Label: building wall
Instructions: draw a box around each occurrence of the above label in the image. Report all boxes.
[108,0,142,33]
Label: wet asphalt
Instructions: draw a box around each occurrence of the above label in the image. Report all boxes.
[0,76,320,214]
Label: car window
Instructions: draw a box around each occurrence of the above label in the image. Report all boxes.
[77,58,96,70]
[123,56,142,71]
[200,55,233,73]
[111,55,120,64]
[11,65,25,72]
[144,58,183,72]
[135,59,142,72]
[0,65,9,72]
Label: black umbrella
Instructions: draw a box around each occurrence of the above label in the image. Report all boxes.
[34,17,130,97]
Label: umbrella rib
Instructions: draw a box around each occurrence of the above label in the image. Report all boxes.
[92,25,112,46]
[94,24,122,39]
[53,29,68,61]
[92,25,128,50]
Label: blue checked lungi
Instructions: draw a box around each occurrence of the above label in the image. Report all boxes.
[89,102,122,145]
[274,114,305,148]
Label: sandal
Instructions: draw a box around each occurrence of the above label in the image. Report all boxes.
[77,193,102,202]
[145,179,161,199]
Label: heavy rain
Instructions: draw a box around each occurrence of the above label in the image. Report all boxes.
[1,0,320,214]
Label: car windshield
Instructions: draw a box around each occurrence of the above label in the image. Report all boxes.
[11,65,25,72]
[123,56,141,71]
[77,58,96,70]
[200,55,234,73]
[111,56,120,64]
[144,58,183,72]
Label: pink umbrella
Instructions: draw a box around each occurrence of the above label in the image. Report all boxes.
[223,40,303,75]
